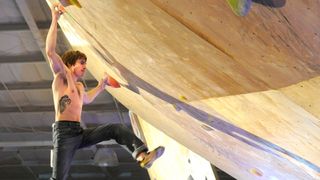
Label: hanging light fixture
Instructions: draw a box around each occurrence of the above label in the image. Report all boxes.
[93,148,119,167]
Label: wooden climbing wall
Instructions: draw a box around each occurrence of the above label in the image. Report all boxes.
[46,0,320,179]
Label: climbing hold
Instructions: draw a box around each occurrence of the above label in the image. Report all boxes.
[226,0,252,16]
[59,0,82,8]
[107,76,121,88]
[55,3,66,13]
[179,95,188,101]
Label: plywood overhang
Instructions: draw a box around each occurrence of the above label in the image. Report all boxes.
[46,0,320,179]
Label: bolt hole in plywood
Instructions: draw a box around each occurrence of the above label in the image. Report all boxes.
[249,168,263,177]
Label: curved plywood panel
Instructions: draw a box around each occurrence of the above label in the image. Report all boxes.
[46,0,320,179]
[150,0,320,89]
[129,112,217,180]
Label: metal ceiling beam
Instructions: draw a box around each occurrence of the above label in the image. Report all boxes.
[0,103,127,113]
[0,21,51,31]
[0,132,52,141]
[15,0,48,62]
[0,140,117,148]
[0,80,98,90]
[0,52,45,64]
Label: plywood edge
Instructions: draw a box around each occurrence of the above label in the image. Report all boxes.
[280,76,320,119]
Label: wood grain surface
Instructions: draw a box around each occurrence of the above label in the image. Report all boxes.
[46,0,320,179]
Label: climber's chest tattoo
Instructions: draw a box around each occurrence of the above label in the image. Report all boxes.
[58,95,71,113]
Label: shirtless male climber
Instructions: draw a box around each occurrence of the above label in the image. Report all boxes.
[46,3,164,180]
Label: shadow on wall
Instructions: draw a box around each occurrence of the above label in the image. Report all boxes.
[253,0,286,8]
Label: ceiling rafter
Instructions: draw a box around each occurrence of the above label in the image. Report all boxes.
[0,103,127,113]
[14,0,48,62]
[0,80,98,90]
[0,21,51,31]
[0,140,117,148]
[0,52,45,64]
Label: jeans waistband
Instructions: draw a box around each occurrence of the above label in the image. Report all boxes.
[53,121,80,128]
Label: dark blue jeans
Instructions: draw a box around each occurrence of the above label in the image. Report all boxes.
[50,121,147,180]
